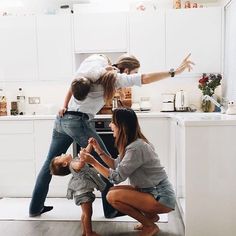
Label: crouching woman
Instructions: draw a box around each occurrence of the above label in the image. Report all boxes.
[80,108,175,236]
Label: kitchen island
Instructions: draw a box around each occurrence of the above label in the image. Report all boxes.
[1,112,236,236]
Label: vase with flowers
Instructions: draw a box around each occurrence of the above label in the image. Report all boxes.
[198,73,222,112]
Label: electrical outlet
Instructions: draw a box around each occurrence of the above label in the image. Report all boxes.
[28,97,40,104]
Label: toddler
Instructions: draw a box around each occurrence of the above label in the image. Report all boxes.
[50,144,105,236]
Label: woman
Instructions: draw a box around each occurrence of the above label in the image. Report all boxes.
[29,53,193,219]
[80,108,175,236]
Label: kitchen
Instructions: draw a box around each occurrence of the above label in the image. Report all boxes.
[0,0,236,236]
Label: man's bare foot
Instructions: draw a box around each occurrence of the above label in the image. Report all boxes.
[134,214,160,230]
[138,224,160,236]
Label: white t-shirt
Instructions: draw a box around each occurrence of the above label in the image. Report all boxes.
[75,54,109,82]
[68,73,142,119]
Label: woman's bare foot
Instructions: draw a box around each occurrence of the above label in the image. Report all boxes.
[138,224,160,236]
[134,214,160,230]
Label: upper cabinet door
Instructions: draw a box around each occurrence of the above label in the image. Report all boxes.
[74,12,128,53]
[0,16,38,81]
[166,7,222,74]
[36,15,74,81]
[129,12,165,72]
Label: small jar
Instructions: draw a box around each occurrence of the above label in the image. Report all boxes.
[184,1,191,8]
[173,0,182,9]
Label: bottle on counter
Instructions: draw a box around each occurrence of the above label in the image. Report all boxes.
[17,88,26,115]
[0,88,7,116]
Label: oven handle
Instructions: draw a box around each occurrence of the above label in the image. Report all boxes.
[97,131,113,135]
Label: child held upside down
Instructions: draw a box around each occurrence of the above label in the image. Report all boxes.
[50,144,105,236]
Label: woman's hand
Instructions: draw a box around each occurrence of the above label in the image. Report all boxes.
[80,148,96,165]
[175,53,195,75]
[58,107,67,117]
[88,138,102,154]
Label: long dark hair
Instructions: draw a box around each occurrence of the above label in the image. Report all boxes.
[112,108,148,158]
[97,55,141,103]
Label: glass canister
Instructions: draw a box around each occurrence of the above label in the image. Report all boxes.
[140,97,151,111]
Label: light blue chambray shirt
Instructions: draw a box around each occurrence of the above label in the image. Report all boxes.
[108,139,168,188]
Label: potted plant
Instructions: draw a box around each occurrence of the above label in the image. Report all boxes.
[198,73,222,112]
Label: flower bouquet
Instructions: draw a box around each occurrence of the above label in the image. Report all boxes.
[198,73,222,112]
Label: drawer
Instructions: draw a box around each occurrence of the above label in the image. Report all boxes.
[0,134,34,160]
[0,121,33,134]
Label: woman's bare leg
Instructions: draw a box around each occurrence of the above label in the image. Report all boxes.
[107,189,173,236]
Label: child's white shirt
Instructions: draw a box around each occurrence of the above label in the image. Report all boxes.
[75,54,108,82]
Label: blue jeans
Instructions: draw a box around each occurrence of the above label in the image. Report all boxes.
[29,113,117,218]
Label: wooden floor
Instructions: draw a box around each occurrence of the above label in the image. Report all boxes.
[0,206,184,236]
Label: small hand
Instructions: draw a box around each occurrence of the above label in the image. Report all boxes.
[175,53,195,75]
[88,138,101,153]
[80,149,95,165]
[58,107,67,117]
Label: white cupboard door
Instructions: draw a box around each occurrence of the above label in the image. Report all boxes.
[74,12,128,53]
[138,117,169,175]
[166,7,222,74]
[0,121,35,197]
[0,16,38,81]
[36,15,74,81]
[129,12,165,72]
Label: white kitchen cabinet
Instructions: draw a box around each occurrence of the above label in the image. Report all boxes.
[0,16,38,81]
[34,119,72,197]
[0,121,35,197]
[174,117,236,236]
[166,7,222,74]
[129,11,166,72]
[138,117,170,175]
[73,12,128,53]
[36,15,74,81]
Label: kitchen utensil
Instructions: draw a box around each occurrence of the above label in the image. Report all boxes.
[175,90,190,111]
[140,97,151,111]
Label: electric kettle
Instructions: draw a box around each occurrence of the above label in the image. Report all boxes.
[175,90,190,111]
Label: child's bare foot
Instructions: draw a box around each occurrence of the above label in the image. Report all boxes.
[138,224,160,236]
[134,214,160,230]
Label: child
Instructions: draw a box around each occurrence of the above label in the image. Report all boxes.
[59,54,112,117]
[50,144,105,236]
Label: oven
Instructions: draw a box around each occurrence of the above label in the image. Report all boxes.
[73,118,118,158]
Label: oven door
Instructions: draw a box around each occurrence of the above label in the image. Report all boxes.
[96,131,118,158]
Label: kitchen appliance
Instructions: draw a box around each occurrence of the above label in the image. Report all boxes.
[175,90,190,111]
[161,93,175,112]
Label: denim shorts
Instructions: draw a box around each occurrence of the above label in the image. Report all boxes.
[138,178,176,210]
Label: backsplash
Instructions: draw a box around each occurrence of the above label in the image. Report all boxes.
[1,75,222,115]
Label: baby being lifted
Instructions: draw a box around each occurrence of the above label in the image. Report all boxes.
[50,144,105,236]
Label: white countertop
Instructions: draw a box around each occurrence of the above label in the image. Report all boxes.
[1,112,236,126]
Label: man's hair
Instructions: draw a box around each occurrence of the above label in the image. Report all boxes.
[71,77,91,101]
[50,158,71,176]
